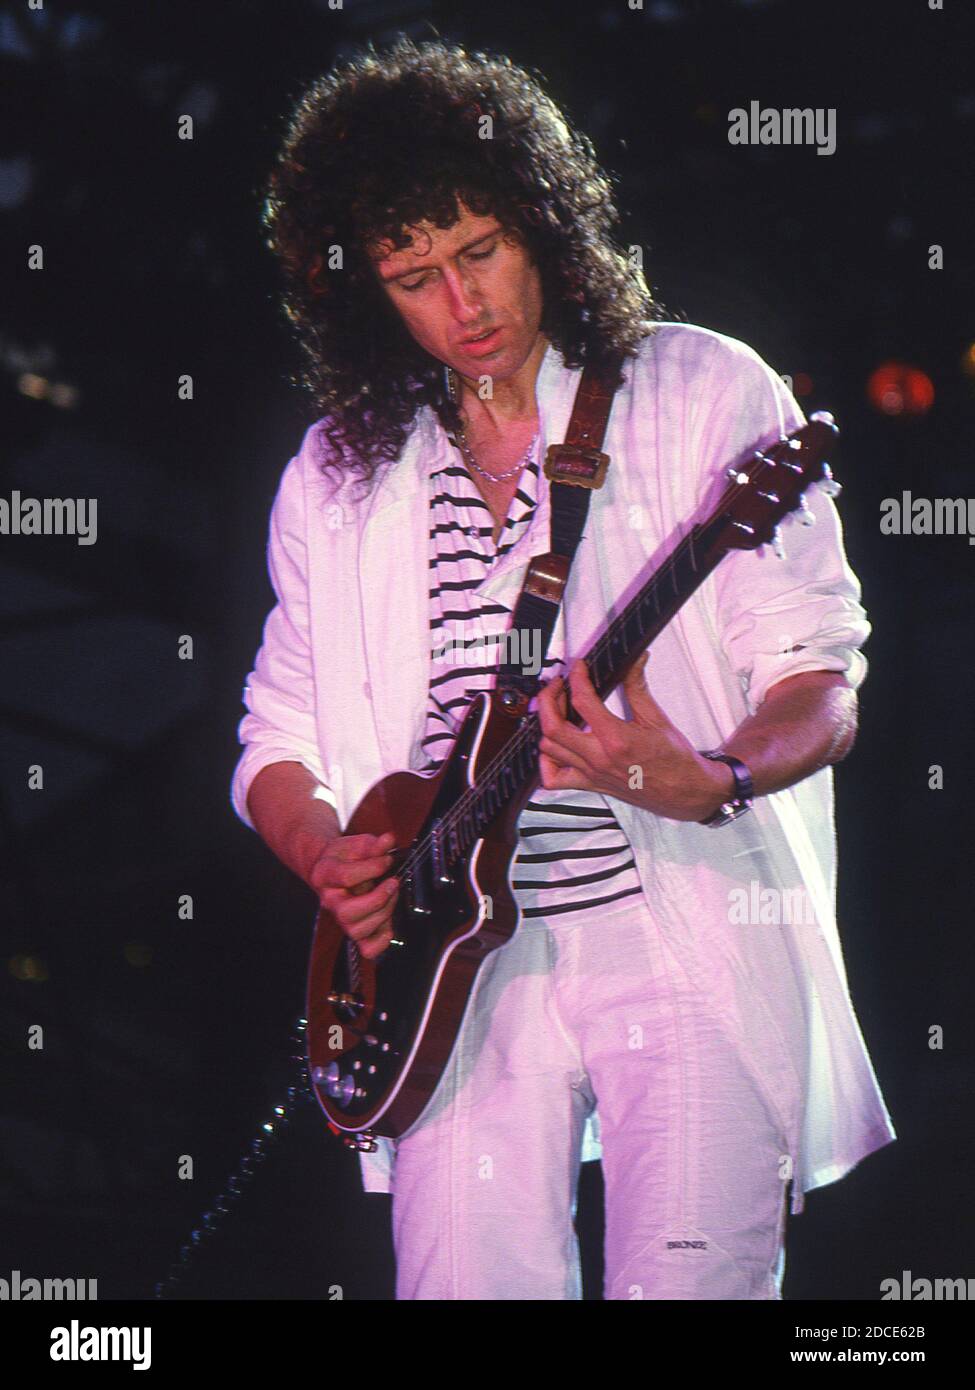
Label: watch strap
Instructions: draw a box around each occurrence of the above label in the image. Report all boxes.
[698,751,753,827]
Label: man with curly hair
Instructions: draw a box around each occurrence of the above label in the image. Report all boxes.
[231,37,894,1300]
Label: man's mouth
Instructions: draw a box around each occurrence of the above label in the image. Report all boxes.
[460,327,503,354]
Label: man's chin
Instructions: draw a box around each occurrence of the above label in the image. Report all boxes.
[451,335,539,381]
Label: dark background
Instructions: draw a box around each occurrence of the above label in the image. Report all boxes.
[2,0,972,1301]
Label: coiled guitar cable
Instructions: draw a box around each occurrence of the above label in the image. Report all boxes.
[153,1014,312,1299]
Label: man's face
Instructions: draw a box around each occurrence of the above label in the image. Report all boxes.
[368,200,544,382]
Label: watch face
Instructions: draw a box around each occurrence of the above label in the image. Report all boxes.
[703,799,752,827]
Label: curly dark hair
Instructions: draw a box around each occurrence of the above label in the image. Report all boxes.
[262,35,660,488]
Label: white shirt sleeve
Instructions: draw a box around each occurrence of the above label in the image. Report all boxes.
[230,450,336,830]
[695,335,870,712]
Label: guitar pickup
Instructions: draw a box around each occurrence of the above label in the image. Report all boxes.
[405,867,431,914]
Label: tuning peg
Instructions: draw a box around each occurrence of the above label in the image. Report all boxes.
[819,463,843,498]
[770,527,786,560]
[796,497,817,527]
[726,466,750,483]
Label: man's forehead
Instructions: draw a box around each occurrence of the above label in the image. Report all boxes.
[367,209,502,269]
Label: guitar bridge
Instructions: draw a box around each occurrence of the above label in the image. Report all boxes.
[430,817,453,884]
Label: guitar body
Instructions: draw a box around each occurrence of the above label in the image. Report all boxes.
[306,692,535,1140]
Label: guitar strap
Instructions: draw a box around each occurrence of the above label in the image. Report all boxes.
[495,352,626,713]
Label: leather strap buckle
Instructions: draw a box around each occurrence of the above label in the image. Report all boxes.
[523,552,569,604]
[544,443,610,490]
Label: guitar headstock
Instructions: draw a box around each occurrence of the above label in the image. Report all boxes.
[718,412,842,554]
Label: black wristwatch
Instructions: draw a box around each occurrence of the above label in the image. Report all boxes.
[698,751,754,827]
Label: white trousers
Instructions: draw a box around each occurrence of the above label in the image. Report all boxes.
[391,897,790,1300]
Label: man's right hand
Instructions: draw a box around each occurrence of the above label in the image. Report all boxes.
[306,830,399,960]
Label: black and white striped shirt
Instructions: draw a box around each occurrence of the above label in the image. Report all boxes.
[421,442,644,924]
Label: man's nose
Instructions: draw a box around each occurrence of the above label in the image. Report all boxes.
[444,267,484,322]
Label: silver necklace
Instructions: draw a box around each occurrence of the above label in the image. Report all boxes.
[455,427,538,481]
[445,365,539,482]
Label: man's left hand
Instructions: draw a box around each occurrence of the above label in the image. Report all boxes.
[536,654,733,822]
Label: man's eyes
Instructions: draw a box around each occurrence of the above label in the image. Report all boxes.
[398,243,497,293]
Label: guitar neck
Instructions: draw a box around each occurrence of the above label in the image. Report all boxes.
[457,512,729,850]
[576,515,725,708]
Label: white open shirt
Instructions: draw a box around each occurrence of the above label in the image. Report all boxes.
[231,323,897,1210]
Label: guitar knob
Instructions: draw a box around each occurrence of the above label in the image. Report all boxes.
[820,463,843,498]
[313,1061,343,1097]
[770,527,786,560]
[796,498,817,527]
